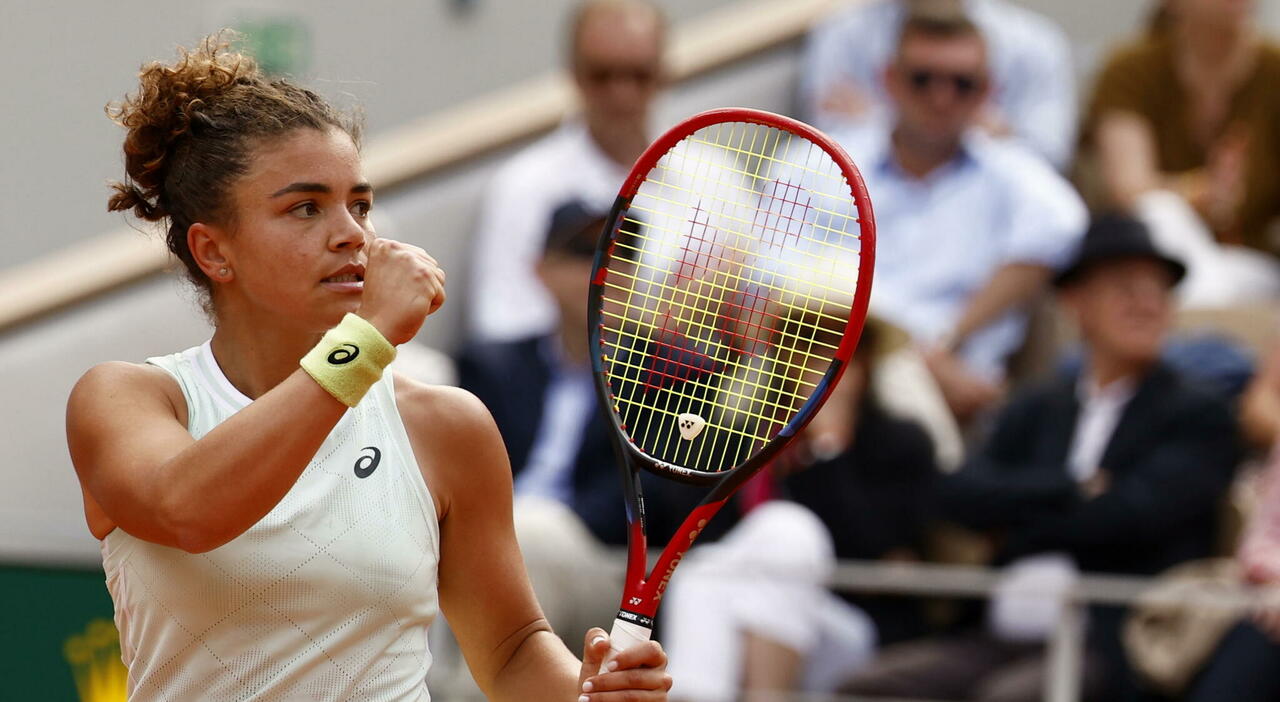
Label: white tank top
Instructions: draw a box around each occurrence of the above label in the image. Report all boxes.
[101,341,440,701]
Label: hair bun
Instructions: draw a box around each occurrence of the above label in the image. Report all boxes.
[106,33,258,220]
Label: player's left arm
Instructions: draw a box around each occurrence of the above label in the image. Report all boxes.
[395,377,669,701]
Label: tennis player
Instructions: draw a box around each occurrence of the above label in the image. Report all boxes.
[66,34,669,702]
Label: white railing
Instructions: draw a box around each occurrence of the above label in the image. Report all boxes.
[429,556,1253,702]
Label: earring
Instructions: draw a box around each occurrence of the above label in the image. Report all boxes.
[219,267,230,278]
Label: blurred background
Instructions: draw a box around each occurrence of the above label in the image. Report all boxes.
[4,1,1280,700]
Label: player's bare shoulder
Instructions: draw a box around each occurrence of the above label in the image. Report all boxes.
[68,361,188,430]
[392,373,495,438]
[393,373,513,517]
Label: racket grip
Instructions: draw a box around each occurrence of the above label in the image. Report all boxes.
[598,614,653,674]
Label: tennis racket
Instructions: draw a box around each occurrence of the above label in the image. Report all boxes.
[587,107,876,658]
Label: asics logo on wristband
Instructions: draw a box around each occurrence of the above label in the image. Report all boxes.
[354,446,381,478]
[327,343,360,365]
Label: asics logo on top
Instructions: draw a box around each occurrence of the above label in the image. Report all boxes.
[354,446,381,478]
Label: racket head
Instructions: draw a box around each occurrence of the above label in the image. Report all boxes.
[588,108,875,490]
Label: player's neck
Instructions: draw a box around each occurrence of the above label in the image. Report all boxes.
[209,309,326,400]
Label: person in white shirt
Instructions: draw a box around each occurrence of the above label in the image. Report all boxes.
[830,4,1086,423]
[468,0,666,342]
[802,0,1077,169]
[69,33,670,702]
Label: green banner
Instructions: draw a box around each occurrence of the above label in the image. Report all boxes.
[0,565,122,701]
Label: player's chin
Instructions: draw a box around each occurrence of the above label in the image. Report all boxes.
[312,295,362,323]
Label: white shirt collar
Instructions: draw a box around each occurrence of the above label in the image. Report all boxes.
[1075,373,1138,406]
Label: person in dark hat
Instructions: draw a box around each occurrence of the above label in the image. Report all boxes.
[840,214,1241,701]
[1052,212,1186,289]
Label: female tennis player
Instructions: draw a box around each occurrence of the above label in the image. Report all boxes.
[66,34,669,701]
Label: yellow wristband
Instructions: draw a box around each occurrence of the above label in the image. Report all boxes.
[301,313,397,407]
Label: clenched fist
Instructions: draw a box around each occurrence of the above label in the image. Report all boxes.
[356,238,447,345]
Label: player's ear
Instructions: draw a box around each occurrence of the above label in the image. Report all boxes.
[189,222,235,283]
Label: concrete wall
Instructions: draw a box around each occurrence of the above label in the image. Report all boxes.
[0,0,735,268]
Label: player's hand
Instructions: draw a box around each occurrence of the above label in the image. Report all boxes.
[578,628,671,701]
[356,238,446,345]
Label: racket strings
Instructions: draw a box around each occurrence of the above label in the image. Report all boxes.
[600,121,862,474]
[641,157,862,257]
[607,226,854,324]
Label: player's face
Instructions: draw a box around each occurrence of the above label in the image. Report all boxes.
[1067,259,1174,366]
[216,127,374,329]
[573,11,664,130]
[887,34,989,145]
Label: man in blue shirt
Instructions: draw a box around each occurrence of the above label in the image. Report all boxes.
[802,0,1076,169]
[831,4,1086,423]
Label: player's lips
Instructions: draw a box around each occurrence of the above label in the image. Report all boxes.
[322,263,365,292]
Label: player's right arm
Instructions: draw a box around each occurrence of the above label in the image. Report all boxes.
[67,359,350,553]
[67,238,445,553]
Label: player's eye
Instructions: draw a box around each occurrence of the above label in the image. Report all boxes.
[350,200,372,218]
[290,202,321,218]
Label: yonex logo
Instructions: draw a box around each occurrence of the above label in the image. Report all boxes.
[328,343,360,365]
[676,413,706,440]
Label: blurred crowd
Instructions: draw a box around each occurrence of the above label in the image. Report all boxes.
[444,0,1280,700]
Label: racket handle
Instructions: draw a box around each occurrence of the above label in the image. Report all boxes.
[598,614,653,674]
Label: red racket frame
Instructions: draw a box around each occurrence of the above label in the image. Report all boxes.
[586,107,876,635]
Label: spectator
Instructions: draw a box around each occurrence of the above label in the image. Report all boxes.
[801,0,1076,168]
[1188,438,1280,701]
[1082,0,1280,306]
[830,3,1086,423]
[458,200,705,648]
[468,0,665,342]
[840,214,1242,701]
[1241,338,1280,451]
[661,318,940,702]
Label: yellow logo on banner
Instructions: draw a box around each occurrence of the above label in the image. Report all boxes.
[63,619,127,702]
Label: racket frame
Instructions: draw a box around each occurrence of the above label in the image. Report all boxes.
[586,107,876,634]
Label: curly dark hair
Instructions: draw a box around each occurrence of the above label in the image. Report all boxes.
[106,32,362,307]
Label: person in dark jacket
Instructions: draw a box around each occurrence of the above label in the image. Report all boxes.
[661,318,941,702]
[841,214,1242,702]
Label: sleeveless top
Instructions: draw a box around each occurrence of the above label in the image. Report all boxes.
[101,341,440,701]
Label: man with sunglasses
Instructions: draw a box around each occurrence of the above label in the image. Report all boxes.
[802,0,1075,170]
[831,4,1086,425]
[467,0,666,344]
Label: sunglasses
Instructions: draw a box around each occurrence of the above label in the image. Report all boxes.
[905,68,984,97]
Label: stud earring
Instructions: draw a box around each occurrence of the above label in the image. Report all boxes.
[219,267,230,278]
